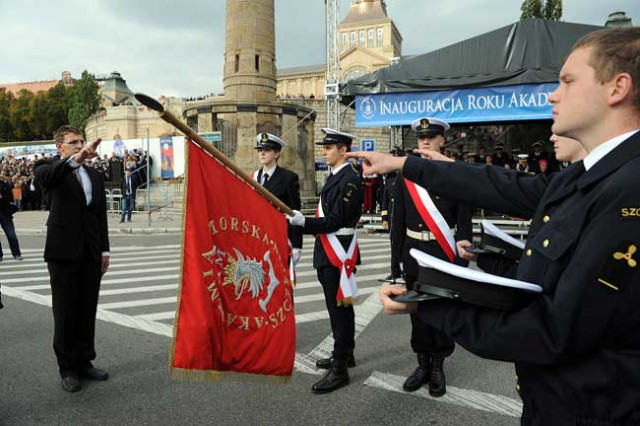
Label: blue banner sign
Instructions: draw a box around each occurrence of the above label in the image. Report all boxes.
[355,83,558,127]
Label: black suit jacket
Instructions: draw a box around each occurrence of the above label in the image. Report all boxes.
[256,166,302,249]
[403,131,640,424]
[122,175,138,201]
[303,164,363,268]
[35,158,109,262]
[0,180,16,216]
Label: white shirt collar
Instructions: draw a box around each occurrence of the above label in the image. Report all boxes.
[261,164,277,179]
[331,162,350,175]
[583,130,639,171]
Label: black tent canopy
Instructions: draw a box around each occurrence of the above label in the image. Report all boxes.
[341,19,603,101]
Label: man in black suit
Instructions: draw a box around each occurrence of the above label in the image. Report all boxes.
[35,125,110,393]
[0,177,23,261]
[288,128,363,394]
[120,167,137,223]
[348,27,640,425]
[392,117,472,396]
[252,133,302,262]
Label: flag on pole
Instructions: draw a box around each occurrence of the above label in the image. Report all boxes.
[170,140,295,383]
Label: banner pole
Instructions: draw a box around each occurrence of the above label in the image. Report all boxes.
[134,93,294,217]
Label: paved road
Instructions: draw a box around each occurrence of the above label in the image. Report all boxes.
[0,233,521,426]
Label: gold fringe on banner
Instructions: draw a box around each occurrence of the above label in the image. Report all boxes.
[169,367,292,384]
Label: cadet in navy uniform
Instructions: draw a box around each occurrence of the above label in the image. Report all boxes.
[288,128,363,394]
[392,117,472,396]
[349,27,640,425]
[253,133,303,264]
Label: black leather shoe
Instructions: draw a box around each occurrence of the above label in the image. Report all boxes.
[62,375,81,392]
[429,357,446,397]
[311,367,350,394]
[13,255,23,261]
[80,367,109,381]
[315,354,356,370]
[403,353,430,392]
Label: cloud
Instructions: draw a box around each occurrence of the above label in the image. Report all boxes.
[0,0,638,98]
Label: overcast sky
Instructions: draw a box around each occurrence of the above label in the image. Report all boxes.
[1,0,638,98]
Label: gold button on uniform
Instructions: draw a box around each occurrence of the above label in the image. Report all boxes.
[543,239,550,248]
[526,249,532,257]
[543,215,550,223]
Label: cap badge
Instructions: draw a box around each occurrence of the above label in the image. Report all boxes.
[420,119,429,129]
[261,133,269,143]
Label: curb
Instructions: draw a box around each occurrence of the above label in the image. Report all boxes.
[15,227,183,235]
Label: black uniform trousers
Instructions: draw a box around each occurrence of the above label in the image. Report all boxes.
[317,265,355,358]
[48,240,102,376]
[405,240,455,358]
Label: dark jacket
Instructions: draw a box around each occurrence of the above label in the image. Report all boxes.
[255,165,303,249]
[402,131,640,425]
[35,157,109,262]
[303,164,363,268]
[391,172,472,280]
[0,180,16,216]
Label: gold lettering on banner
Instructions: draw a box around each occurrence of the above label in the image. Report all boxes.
[209,220,219,235]
[199,215,294,330]
[254,317,265,329]
[238,316,250,330]
[227,313,237,327]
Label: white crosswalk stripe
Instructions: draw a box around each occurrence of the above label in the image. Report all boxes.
[1,236,392,333]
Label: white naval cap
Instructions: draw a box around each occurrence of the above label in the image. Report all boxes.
[410,249,541,293]
[316,128,356,146]
[517,154,529,159]
[411,117,450,136]
[255,133,286,150]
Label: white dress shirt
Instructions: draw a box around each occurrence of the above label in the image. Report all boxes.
[583,130,639,171]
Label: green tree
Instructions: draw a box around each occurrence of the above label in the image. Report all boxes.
[543,0,562,21]
[67,70,100,133]
[28,91,51,140]
[0,89,14,142]
[9,89,34,141]
[520,0,543,20]
[46,83,70,137]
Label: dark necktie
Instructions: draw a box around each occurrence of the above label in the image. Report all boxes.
[263,173,269,185]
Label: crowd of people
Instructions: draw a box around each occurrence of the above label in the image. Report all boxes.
[0,148,151,212]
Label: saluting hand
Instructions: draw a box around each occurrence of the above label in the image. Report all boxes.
[412,149,454,162]
[344,151,406,175]
[379,284,417,315]
[72,138,102,163]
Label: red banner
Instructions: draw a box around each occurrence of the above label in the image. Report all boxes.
[170,141,295,382]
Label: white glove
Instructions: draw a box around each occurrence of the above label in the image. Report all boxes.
[287,210,305,227]
[292,248,302,266]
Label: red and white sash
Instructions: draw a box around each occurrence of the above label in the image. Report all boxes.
[403,177,457,262]
[316,197,359,306]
